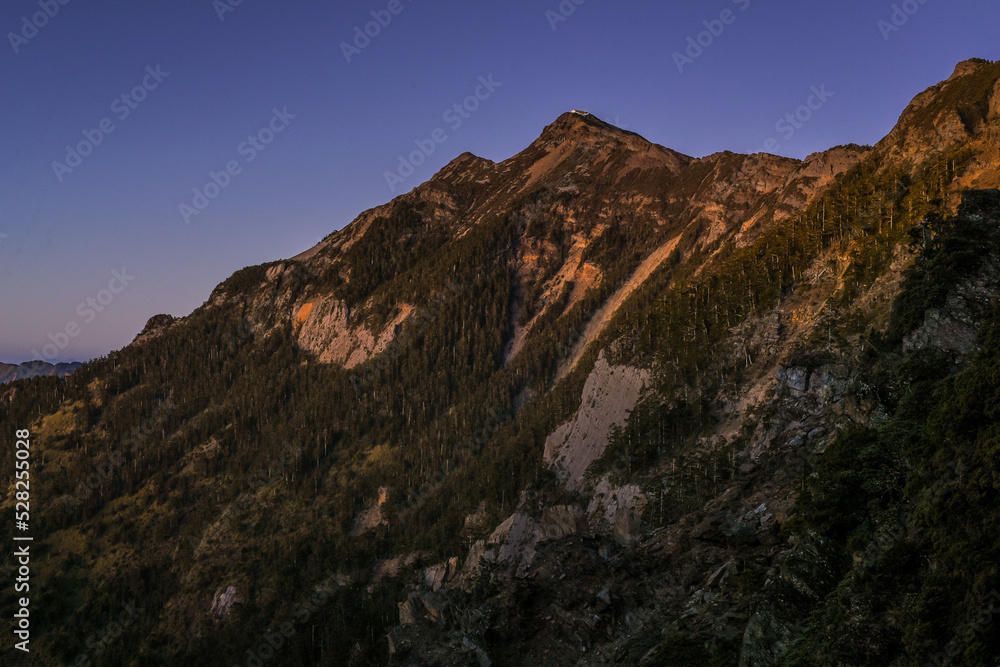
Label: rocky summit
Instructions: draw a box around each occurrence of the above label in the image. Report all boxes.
[3,59,1000,666]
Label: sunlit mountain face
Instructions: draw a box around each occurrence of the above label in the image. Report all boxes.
[2,59,1000,666]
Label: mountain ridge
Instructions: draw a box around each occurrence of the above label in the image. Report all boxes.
[280,58,998,277]
[3,59,1000,666]
[0,359,82,385]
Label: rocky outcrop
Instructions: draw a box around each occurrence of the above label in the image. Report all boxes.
[903,251,1000,355]
[351,487,390,536]
[877,59,1000,166]
[738,533,840,667]
[464,505,587,577]
[544,353,650,490]
[131,314,176,345]
[295,297,413,367]
[586,478,648,545]
[209,585,242,620]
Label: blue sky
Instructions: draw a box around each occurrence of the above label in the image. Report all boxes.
[1,0,998,363]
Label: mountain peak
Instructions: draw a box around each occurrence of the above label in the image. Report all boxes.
[542,110,632,141]
[489,111,689,191]
[876,58,1000,165]
[531,110,683,157]
[951,57,996,80]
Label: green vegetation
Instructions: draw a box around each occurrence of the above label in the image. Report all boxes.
[0,191,611,665]
[2,61,999,664]
[782,202,1000,665]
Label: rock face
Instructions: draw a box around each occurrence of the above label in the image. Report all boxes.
[352,486,390,536]
[295,297,413,367]
[525,111,690,189]
[586,478,648,545]
[879,59,1000,165]
[903,251,1000,355]
[131,314,176,344]
[464,505,587,577]
[738,534,840,667]
[209,585,241,620]
[544,352,650,491]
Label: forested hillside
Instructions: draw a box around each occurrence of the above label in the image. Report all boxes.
[2,59,1000,666]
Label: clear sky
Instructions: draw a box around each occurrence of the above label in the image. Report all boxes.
[1,0,998,364]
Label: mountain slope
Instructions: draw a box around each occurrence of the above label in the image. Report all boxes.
[2,59,1000,667]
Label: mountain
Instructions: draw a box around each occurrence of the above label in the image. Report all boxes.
[0,360,82,385]
[2,59,1000,666]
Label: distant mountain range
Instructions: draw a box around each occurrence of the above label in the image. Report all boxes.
[0,360,81,385]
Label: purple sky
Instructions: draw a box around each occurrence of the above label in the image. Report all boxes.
[1,0,998,364]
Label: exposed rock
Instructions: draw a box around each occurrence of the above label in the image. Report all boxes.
[587,477,648,545]
[903,253,1000,355]
[210,585,241,620]
[462,502,490,535]
[373,552,426,584]
[295,297,413,367]
[554,237,681,382]
[544,352,650,491]
[398,591,450,626]
[507,230,605,363]
[526,111,689,189]
[351,486,389,536]
[878,59,1000,167]
[738,533,839,667]
[422,557,460,592]
[132,314,176,345]
[465,505,588,578]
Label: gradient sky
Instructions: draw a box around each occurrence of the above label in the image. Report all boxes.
[1,0,998,363]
